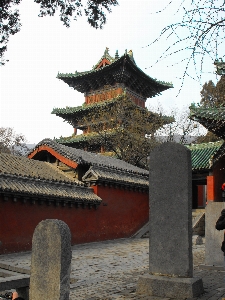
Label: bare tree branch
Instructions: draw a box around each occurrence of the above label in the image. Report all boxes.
[145,0,225,92]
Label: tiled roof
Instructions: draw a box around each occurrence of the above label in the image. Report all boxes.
[56,52,173,98]
[29,139,149,176]
[0,173,101,204]
[82,165,148,189]
[189,103,225,138]
[55,131,113,145]
[57,53,172,87]
[52,96,119,116]
[0,152,77,182]
[187,141,224,170]
[190,104,225,120]
[52,95,173,127]
[0,153,101,204]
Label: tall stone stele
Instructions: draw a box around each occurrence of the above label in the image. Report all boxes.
[137,143,204,298]
[29,219,72,300]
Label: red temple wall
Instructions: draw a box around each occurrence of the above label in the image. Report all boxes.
[85,88,145,108]
[0,187,148,254]
[85,87,123,104]
[211,157,225,202]
[206,158,225,203]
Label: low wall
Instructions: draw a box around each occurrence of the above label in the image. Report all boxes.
[0,187,148,254]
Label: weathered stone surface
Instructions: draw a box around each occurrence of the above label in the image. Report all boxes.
[137,143,204,298]
[136,274,204,298]
[192,235,203,245]
[148,143,193,277]
[205,202,225,267]
[29,219,72,300]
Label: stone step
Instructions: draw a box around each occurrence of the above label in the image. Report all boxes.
[0,263,30,275]
[132,209,206,238]
[0,268,20,278]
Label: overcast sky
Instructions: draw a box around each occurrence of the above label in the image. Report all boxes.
[0,0,221,144]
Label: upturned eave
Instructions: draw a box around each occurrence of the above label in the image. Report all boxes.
[57,54,173,98]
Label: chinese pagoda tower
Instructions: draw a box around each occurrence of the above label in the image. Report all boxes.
[52,48,173,151]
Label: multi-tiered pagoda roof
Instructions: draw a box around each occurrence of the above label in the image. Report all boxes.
[56,48,173,98]
[53,48,173,150]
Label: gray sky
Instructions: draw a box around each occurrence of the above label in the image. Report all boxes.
[0,0,221,144]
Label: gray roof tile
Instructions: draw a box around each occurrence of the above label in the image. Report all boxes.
[29,139,149,176]
[0,153,101,203]
[82,166,148,188]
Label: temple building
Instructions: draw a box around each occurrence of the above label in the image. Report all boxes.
[52,48,173,151]
[189,61,225,204]
[189,57,225,138]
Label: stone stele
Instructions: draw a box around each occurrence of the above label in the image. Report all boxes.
[203,201,225,268]
[137,143,204,298]
[29,219,72,300]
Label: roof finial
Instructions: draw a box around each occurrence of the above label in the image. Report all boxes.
[104,47,109,57]
[115,50,119,59]
[128,50,133,57]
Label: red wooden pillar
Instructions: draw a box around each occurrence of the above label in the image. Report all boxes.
[197,185,204,207]
[207,176,215,202]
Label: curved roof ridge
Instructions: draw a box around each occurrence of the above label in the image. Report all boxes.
[29,139,149,175]
[90,164,149,177]
[57,54,173,88]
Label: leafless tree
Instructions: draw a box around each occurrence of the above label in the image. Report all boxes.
[146,0,225,91]
[150,103,207,144]
[0,127,29,155]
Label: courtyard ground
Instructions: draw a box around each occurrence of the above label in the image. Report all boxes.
[0,238,224,299]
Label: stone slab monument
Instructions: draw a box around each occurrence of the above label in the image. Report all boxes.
[29,219,72,300]
[200,201,225,270]
[137,143,204,298]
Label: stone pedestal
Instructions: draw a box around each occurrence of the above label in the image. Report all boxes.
[137,274,204,298]
[137,143,204,298]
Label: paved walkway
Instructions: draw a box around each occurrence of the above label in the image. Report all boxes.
[0,238,224,299]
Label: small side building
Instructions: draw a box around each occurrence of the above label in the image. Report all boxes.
[28,138,149,235]
[189,103,225,205]
[187,141,225,207]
